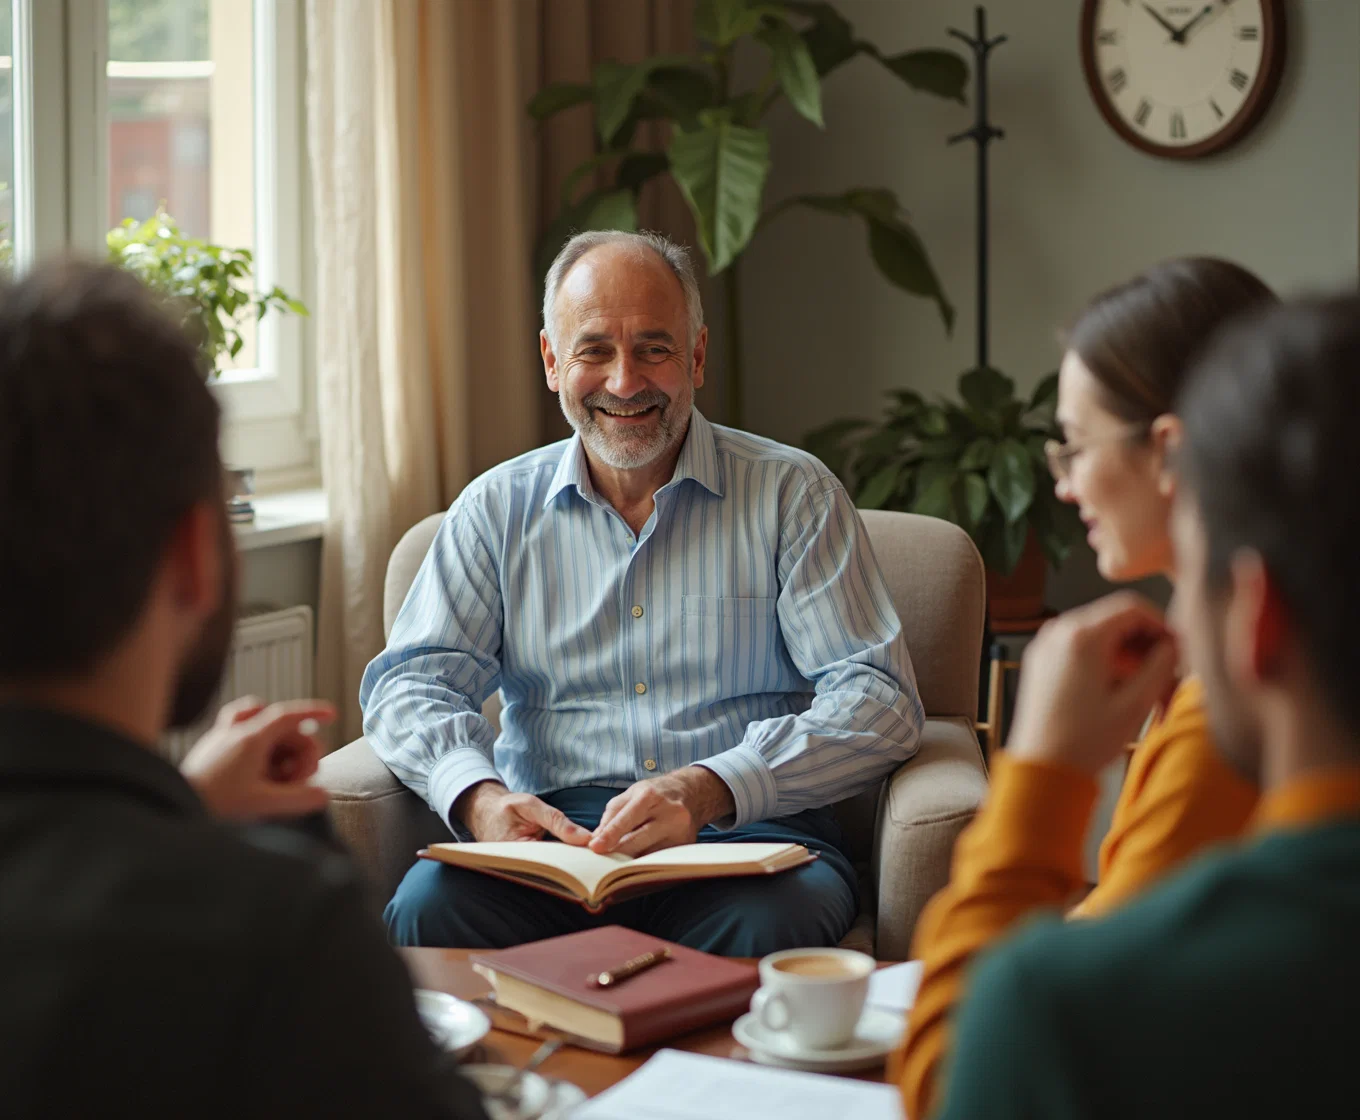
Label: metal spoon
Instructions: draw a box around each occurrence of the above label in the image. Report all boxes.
[481,1037,564,1105]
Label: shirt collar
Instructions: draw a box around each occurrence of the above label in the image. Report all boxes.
[1252,765,1360,833]
[0,705,205,818]
[542,409,725,509]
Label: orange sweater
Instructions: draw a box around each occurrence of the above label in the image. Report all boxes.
[895,678,1258,1120]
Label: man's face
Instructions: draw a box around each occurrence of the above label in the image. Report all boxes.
[167,502,237,729]
[543,245,706,472]
[1169,491,1265,782]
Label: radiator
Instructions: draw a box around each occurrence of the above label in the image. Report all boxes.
[160,604,315,764]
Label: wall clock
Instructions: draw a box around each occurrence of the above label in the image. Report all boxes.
[1081,1,1286,159]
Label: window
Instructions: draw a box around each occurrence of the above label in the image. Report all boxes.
[1,0,32,273]
[108,0,258,369]
[26,0,313,484]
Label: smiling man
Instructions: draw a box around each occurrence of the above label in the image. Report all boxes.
[361,230,923,953]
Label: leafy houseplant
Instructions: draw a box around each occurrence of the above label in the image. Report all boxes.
[528,0,968,429]
[805,365,1084,584]
[106,209,307,378]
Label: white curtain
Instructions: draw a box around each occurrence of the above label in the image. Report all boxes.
[305,0,541,742]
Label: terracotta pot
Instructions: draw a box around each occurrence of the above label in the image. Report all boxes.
[986,529,1047,622]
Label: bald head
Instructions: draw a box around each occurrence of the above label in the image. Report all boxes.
[542,230,704,351]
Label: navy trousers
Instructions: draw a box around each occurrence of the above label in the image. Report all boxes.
[384,786,859,956]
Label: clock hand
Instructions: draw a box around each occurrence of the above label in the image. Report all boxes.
[1141,3,1184,41]
[1171,5,1215,44]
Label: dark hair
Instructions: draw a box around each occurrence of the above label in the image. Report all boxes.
[0,260,222,678]
[1177,294,1360,742]
[1065,257,1277,425]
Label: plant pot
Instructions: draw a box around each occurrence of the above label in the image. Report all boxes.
[986,529,1047,621]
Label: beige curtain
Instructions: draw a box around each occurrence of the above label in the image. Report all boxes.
[307,0,694,741]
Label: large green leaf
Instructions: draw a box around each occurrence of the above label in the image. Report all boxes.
[998,515,1031,576]
[911,470,956,521]
[876,49,968,103]
[988,436,1037,524]
[856,461,904,509]
[593,55,692,145]
[668,118,771,273]
[529,82,594,121]
[959,366,1015,414]
[757,19,823,127]
[958,437,995,472]
[784,189,953,331]
[1030,371,1059,411]
[962,471,991,527]
[784,1,861,76]
[695,0,765,47]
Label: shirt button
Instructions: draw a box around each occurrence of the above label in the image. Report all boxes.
[643,759,658,771]
[631,605,644,618]
[634,682,647,695]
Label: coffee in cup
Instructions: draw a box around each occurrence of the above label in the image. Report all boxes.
[751,947,874,1050]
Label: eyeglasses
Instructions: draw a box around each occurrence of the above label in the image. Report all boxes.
[1044,424,1149,482]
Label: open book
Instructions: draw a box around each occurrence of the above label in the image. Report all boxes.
[419,841,815,912]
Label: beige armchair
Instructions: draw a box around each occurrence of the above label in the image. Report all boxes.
[317,508,988,959]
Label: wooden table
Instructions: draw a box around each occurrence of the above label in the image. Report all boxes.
[403,948,897,1099]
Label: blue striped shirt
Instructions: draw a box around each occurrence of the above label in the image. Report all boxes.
[360,411,923,829]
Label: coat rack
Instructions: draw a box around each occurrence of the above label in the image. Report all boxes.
[948,6,1007,371]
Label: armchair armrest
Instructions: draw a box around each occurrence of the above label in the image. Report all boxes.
[317,737,453,907]
[871,717,989,959]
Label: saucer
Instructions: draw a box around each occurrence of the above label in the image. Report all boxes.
[732,1006,906,1073]
[414,989,492,1059]
[460,1066,588,1120]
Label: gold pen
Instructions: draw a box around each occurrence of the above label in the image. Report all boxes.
[587,948,671,988]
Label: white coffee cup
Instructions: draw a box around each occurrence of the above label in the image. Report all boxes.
[750,947,874,1051]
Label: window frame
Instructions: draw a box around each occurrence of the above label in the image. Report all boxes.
[29,0,316,487]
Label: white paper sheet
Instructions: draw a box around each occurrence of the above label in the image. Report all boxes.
[572,1049,905,1120]
[867,961,924,1014]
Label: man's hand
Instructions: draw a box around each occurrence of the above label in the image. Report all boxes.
[1005,593,1179,776]
[181,697,335,821]
[590,767,736,857]
[456,780,593,845]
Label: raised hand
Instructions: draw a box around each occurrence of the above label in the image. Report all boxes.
[1004,593,1179,776]
[180,697,335,820]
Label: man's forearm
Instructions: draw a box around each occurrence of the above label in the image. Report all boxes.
[663,766,736,830]
[453,778,509,835]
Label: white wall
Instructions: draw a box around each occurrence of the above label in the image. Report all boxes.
[737,0,1358,606]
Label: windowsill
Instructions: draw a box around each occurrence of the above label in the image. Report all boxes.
[233,488,328,552]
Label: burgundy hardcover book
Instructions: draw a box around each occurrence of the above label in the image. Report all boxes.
[470,926,759,1053]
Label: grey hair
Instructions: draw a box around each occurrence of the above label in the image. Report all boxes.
[541,230,704,350]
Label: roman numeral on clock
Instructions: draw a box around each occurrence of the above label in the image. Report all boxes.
[1170,111,1186,140]
[1230,69,1250,91]
[1097,29,1118,44]
[1238,26,1259,41]
[1209,98,1224,120]
[1107,67,1127,94]
[1134,99,1151,128]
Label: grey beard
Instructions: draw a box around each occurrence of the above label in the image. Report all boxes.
[560,384,692,470]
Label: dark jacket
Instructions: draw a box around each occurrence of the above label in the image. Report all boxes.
[0,706,486,1119]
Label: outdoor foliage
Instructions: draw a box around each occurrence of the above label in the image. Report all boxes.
[528,0,968,427]
[805,366,1084,575]
[107,209,307,377]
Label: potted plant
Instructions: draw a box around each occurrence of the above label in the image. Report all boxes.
[106,208,307,378]
[805,365,1083,620]
[527,0,968,429]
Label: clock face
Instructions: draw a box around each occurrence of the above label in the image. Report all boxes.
[1081,0,1286,158]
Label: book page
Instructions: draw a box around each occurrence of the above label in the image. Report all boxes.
[629,843,801,868]
[428,842,631,898]
[574,1049,904,1120]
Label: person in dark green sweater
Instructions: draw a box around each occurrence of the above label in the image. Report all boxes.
[935,294,1360,1119]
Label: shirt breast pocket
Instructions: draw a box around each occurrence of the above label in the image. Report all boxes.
[682,595,785,700]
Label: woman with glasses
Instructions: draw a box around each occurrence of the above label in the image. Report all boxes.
[897,258,1277,1120]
